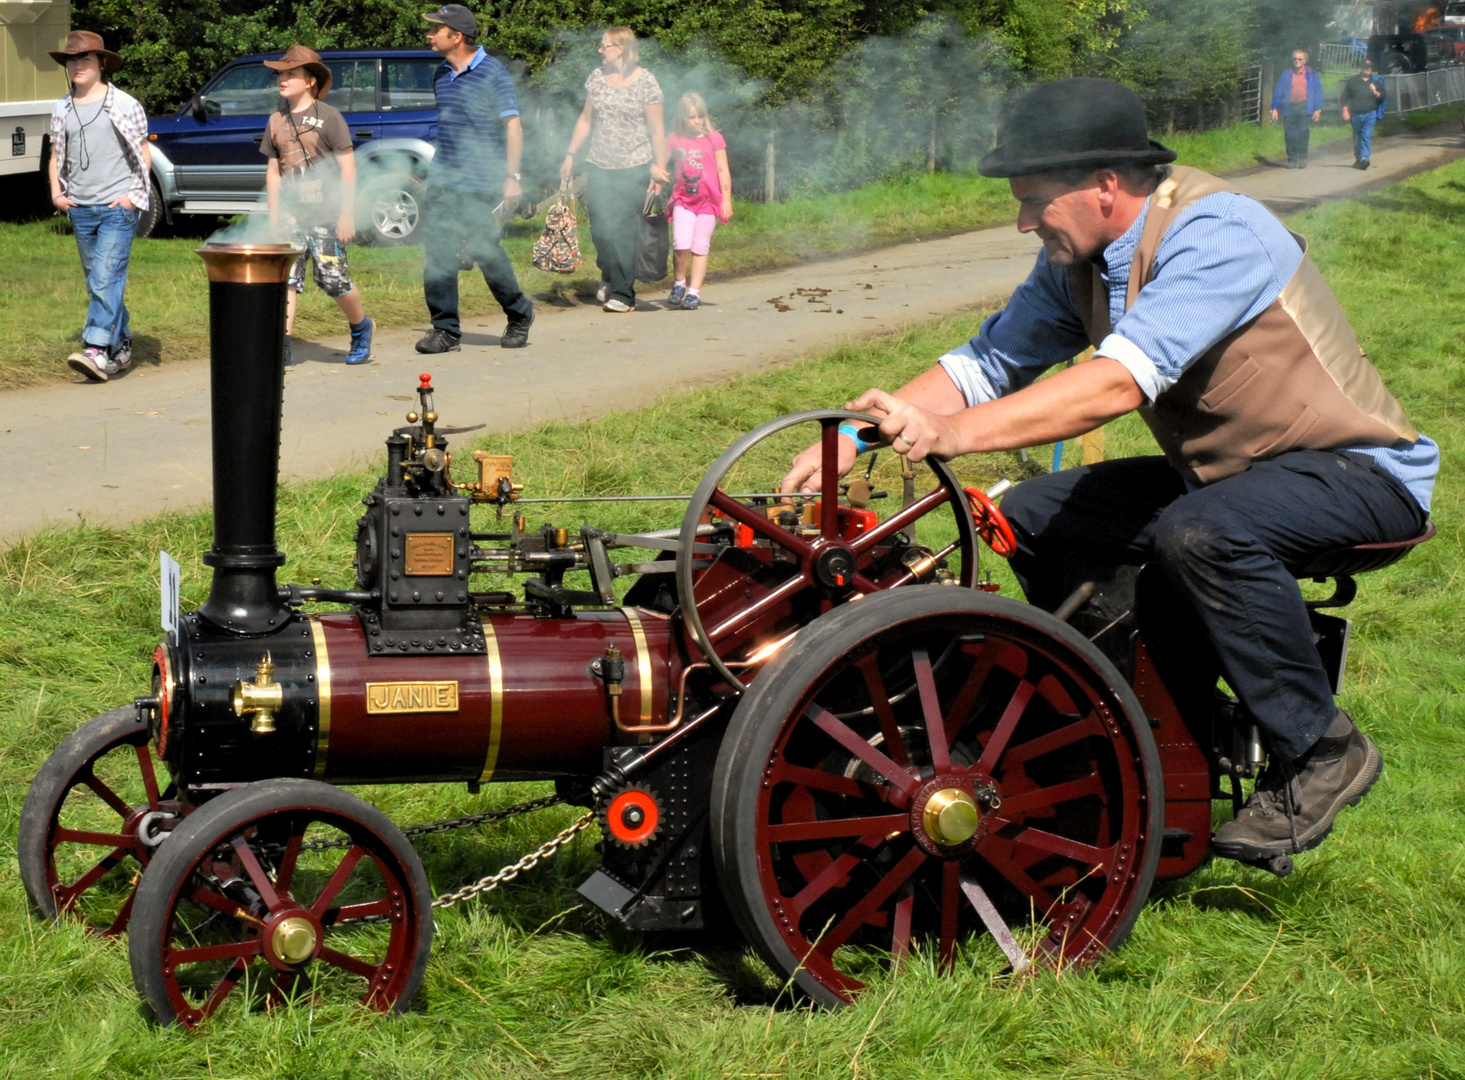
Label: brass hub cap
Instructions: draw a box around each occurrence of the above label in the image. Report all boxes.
[271,916,318,966]
[922,788,981,847]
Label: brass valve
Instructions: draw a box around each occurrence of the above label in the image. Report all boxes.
[471,451,523,505]
[233,652,284,735]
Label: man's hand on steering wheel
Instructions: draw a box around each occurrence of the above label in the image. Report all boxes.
[782,430,860,495]
[849,388,958,464]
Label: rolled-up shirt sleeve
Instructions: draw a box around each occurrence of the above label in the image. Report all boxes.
[938,252,1091,406]
[1096,195,1301,402]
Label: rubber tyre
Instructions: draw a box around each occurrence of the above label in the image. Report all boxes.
[358,173,426,246]
[18,706,168,934]
[711,588,1164,1008]
[129,778,433,1029]
[134,178,165,239]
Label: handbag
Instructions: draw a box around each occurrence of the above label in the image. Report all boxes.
[531,187,582,274]
[635,189,670,283]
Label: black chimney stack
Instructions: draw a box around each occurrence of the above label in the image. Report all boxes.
[194,244,299,635]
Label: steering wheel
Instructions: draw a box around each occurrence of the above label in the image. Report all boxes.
[964,486,1017,558]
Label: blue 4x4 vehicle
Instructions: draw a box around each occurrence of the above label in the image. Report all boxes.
[143,49,441,244]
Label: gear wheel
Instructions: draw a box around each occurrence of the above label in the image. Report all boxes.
[599,786,662,849]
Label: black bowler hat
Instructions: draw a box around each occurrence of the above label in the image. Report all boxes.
[979,78,1176,179]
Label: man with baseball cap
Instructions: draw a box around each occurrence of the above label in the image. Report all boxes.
[416,3,534,353]
[47,31,151,382]
[784,77,1437,872]
[1340,57,1386,169]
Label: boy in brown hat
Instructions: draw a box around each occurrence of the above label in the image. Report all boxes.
[48,32,151,382]
[260,45,374,366]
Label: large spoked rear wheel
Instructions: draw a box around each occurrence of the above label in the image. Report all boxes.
[18,706,179,936]
[711,589,1163,1007]
[129,779,432,1029]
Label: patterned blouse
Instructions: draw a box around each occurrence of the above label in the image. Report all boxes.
[585,66,663,170]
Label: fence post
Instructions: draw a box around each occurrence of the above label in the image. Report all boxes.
[1261,59,1276,121]
[928,109,938,173]
[764,133,776,203]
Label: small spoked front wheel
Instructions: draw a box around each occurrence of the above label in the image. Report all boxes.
[128,778,432,1029]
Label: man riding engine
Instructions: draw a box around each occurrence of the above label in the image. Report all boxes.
[785,77,1438,869]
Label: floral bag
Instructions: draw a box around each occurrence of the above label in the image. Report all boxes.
[532,189,582,274]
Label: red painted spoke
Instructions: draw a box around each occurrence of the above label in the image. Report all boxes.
[1005,825,1114,870]
[973,679,1037,776]
[976,842,1064,918]
[317,945,379,981]
[819,421,840,539]
[169,939,263,966]
[231,836,283,910]
[272,829,306,896]
[768,813,908,843]
[938,860,961,972]
[327,899,391,924]
[996,773,1105,818]
[816,847,928,956]
[198,958,250,1021]
[959,872,1031,972]
[891,885,914,964]
[133,743,162,807]
[857,654,912,768]
[101,890,136,937]
[788,839,882,916]
[55,848,127,904]
[1001,713,1104,768]
[943,642,1002,747]
[705,572,810,645]
[708,489,815,559]
[849,485,954,555]
[310,846,366,919]
[82,773,132,819]
[772,761,873,800]
[912,647,950,771]
[806,705,921,800]
[186,884,252,920]
[54,827,132,848]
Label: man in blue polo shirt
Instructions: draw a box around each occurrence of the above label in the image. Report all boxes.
[418,4,534,352]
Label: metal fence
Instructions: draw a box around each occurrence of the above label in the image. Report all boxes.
[1383,66,1465,112]
[1317,42,1367,73]
[1234,64,1264,123]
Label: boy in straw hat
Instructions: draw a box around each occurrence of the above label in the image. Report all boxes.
[48,31,151,383]
[260,45,374,366]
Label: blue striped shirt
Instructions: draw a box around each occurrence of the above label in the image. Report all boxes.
[939,190,1438,511]
[430,47,520,195]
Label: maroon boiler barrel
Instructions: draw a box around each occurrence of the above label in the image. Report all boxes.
[309,608,677,784]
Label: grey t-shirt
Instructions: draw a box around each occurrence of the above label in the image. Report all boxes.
[63,100,133,206]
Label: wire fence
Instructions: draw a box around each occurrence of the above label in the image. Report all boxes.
[1383,66,1465,112]
[1318,42,1368,73]
[1234,65,1264,123]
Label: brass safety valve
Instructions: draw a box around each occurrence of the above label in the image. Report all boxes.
[233,652,284,735]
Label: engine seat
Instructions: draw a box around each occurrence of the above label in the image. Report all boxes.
[1295,521,1436,580]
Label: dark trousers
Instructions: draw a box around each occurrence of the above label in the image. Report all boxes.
[1002,452,1427,761]
[423,188,532,337]
[585,163,650,306]
[1282,110,1312,163]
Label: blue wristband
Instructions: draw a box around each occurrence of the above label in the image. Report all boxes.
[837,423,878,454]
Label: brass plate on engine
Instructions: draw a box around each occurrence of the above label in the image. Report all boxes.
[403,533,455,576]
[365,681,460,714]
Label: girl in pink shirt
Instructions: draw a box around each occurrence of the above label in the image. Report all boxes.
[666,93,732,310]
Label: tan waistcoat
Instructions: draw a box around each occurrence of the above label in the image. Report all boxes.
[1069,165,1416,486]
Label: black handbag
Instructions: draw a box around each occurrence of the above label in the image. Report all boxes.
[635,189,670,283]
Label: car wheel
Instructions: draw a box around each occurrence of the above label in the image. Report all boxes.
[134,178,165,239]
[359,173,425,246]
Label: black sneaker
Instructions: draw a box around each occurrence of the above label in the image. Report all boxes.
[415,328,461,354]
[500,311,533,349]
[1212,712,1382,862]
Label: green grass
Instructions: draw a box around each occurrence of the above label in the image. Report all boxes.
[6,104,1462,391]
[2,157,1464,1077]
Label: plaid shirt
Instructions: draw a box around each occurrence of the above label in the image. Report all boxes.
[50,83,150,209]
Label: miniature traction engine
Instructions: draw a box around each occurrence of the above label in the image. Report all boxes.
[18,243,1434,1027]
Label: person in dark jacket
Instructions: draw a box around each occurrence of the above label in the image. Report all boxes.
[1270,50,1324,168]
[1340,58,1386,169]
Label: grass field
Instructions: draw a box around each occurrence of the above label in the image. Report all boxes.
[3,105,1462,391]
[1,159,1463,1080]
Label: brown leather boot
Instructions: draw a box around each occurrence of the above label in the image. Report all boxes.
[1212,711,1382,862]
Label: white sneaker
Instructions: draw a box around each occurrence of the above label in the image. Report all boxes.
[67,345,116,382]
[595,281,610,304]
[602,298,634,313]
[111,337,133,372]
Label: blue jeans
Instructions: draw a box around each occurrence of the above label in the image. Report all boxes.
[68,204,138,350]
[1351,112,1378,161]
[422,188,532,336]
[1002,452,1427,761]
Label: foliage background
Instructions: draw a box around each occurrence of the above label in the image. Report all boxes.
[70,0,1347,196]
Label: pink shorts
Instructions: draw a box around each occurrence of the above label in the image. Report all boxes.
[671,205,717,256]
